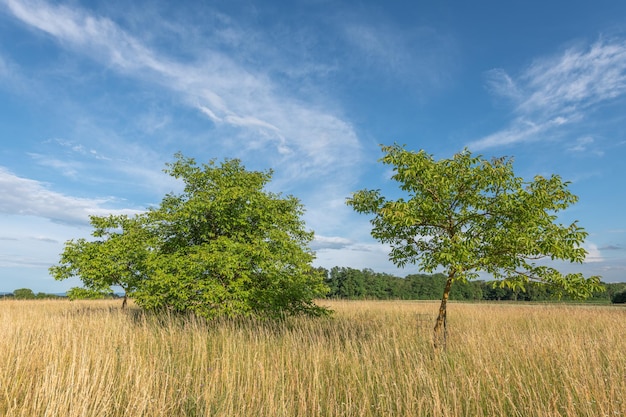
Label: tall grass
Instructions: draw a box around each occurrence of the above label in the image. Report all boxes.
[0,299,624,416]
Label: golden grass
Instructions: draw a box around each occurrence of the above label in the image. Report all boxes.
[0,299,624,416]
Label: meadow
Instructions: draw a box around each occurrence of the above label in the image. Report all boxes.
[0,299,624,417]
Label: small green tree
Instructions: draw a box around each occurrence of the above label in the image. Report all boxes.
[50,214,150,308]
[13,288,35,299]
[348,145,602,349]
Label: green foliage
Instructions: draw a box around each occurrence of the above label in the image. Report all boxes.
[51,154,329,318]
[5,289,61,300]
[324,267,485,300]
[325,267,400,299]
[611,289,626,304]
[50,214,150,306]
[13,288,35,299]
[66,287,113,300]
[35,292,63,299]
[323,267,611,302]
[347,145,603,298]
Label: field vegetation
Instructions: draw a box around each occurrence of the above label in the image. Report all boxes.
[1,299,624,416]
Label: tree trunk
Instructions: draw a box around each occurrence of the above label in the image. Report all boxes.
[433,273,454,350]
[122,293,128,309]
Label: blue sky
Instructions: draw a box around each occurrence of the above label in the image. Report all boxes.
[1,0,625,293]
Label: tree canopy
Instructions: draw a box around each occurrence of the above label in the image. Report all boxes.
[347,144,602,348]
[13,288,35,300]
[50,154,329,318]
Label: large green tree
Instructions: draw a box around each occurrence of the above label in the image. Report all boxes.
[134,154,328,318]
[347,145,602,348]
[51,154,329,318]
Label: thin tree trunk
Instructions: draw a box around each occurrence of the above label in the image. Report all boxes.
[433,273,454,350]
[122,293,128,309]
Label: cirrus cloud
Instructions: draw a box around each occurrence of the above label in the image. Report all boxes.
[0,166,141,225]
[471,38,626,150]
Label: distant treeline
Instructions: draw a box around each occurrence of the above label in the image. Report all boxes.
[0,288,122,300]
[0,288,65,299]
[3,270,626,304]
[319,267,626,304]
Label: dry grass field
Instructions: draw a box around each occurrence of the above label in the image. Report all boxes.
[0,299,624,416]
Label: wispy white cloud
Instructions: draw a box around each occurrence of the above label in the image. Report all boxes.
[3,0,171,74]
[471,38,626,150]
[568,136,594,152]
[484,68,523,101]
[472,116,569,149]
[48,139,111,161]
[2,0,362,186]
[41,136,178,198]
[311,235,353,250]
[197,105,220,124]
[0,167,141,225]
[0,6,355,233]
[567,135,604,156]
[520,40,626,115]
[27,152,81,178]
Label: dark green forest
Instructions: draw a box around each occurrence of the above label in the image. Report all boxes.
[319,267,626,304]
